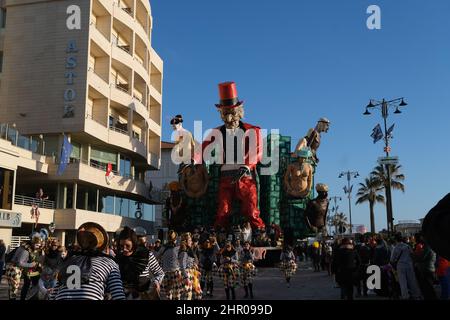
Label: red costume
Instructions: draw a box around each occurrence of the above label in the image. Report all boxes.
[199,82,265,230]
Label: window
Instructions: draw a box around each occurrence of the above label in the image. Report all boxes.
[44,136,60,157]
[119,155,132,178]
[0,167,14,210]
[76,185,97,211]
[0,9,5,28]
[99,191,115,214]
[0,51,3,73]
[70,141,81,162]
[115,197,129,217]
[90,148,117,171]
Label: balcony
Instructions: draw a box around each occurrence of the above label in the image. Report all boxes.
[14,195,55,209]
[13,195,55,225]
[55,208,154,233]
[47,161,148,197]
[149,84,162,105]
[111,83,132,106]
[135,20,150,49]
[114,4,134,27]
[88,68,110,98]
[132,97,149,120]
[117,44,131,55]
[112,45,134,70]
[84,116,148,163]
[109,124,128,136]
[122,7,133,17]
[90,25,110,50]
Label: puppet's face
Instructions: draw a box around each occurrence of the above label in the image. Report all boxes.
[318,121,330,133]
[172,123,182,131]
[184,167,203,192]
[220,106,243,129]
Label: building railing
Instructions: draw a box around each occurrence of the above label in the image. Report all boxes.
[14,195,55,209]
[115,83,130,93]
[88,67,108,84]
[85,113,106,126]
[121,7,133,17]
[0,123,43,154]
[117,44,131,55]
[109,125,129,136]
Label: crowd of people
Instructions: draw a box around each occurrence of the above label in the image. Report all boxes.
[1,222,448,301]
[327,233,449,300]
[0,222,263,301]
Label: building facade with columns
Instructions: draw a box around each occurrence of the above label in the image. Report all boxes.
[0,0,163,249]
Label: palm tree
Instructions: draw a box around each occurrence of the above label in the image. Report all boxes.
[371,164,405,192]
[331,213,349,234]
[356,177,385,233]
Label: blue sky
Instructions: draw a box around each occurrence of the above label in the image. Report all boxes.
[150,0,450,231]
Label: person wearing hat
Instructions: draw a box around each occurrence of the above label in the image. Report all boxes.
[294,117,331,164]
[305,183,330,234]
[133,226,148,248]
[50,222,125,300]
[170,114,196,167]
[6,233,43,300]
[155,230,183,300]
[179,232,202,300]
[196,81,265,231]
[116,227,164,300]
[284,148,313,198]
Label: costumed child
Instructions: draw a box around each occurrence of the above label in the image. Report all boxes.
[179,232,202,300]
[280,245,297,288]
[199,236,219,297]
[239,241,256,299]
[219,240,240,300]
[155,230,183,300]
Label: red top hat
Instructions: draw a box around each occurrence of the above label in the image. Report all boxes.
[215,82,244,108]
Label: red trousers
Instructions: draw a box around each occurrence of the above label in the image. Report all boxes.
[215,176,265,230]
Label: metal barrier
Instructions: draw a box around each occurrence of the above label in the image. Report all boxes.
[14,195,55,209]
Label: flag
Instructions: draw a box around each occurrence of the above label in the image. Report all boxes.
[105,163,114,184]
[57,135,73,175]
[371,124,384,144]
[386,123,395,139]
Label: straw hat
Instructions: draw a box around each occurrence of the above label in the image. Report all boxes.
[77,222,108,252]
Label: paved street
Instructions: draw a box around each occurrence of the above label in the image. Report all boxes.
[0,261,385,300]
[205,261,384,300]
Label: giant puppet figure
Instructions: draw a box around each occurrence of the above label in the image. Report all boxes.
[294,118,330,164]
[198,82,265,231]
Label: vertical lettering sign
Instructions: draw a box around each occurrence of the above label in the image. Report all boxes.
[63,5,81,118]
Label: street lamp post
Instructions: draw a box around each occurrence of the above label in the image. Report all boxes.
[363,98,407,234]
[329,196,342,235]
[339,171,359,234]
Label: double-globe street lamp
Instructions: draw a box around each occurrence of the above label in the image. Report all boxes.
[339,171,359,234]
[329,196,342,235]
[363,98,407,234]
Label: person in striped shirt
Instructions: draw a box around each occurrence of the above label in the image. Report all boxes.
[116,226,164,300]
[50,222,125,300]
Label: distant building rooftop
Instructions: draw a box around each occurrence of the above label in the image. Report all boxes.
[161,141,175,149]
